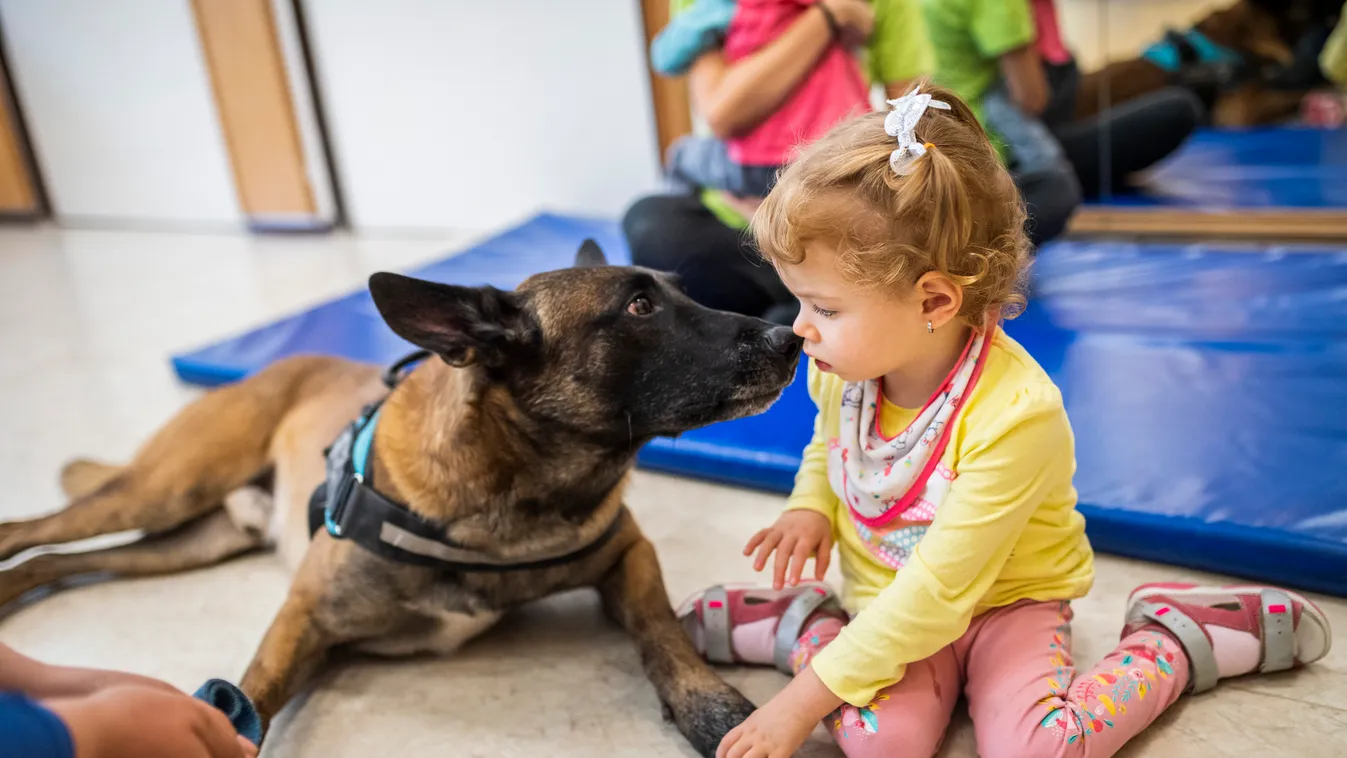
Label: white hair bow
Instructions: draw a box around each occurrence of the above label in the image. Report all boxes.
[884,85,951,176]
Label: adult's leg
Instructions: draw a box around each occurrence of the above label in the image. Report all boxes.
[963,600,1189,758]
[1053,87,1203,196]
[666,136,749,196]
[621,193,791,317]
[1015,163,1082,247]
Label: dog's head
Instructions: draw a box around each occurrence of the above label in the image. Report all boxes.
[367,240,802,445]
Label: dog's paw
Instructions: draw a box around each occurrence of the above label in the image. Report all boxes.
[672,686,757,758]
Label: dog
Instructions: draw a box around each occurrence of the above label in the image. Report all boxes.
[0,240,804,756]
[1073,0,1313,126]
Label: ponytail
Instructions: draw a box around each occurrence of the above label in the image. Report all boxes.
[753,83,1029,328]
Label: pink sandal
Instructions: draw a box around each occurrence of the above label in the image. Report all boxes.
[1124,582,1332,694]
[677,582,845,673]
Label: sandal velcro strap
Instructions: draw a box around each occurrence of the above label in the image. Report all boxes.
[702,586,733,665]
[1136,601,1220,694]
[1259,588,1296,674]
[772,585,838,674]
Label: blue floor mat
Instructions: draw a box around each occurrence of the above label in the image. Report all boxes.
[172,213,1347,596]
[1088,126,1347,209]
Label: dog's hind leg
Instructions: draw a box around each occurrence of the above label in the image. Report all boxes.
[0,358,342,562]
[0,509,265,611]
[599,531,757,758]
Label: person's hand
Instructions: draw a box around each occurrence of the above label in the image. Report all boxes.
[821,0,875,46]
[717,667,842,758]
[716,702,815,758]
[744,510,833,590]
[45,684,257,758]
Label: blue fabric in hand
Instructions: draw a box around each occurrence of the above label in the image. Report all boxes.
[194,679,262,747]
[651,0,737,76]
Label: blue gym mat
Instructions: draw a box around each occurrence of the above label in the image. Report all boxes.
[1093,126,1347,209]
[172,213,1347,597]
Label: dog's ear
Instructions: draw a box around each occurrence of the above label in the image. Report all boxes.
[368,273,534,369]
[573,238,607,268]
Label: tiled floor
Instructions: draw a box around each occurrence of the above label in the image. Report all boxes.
[1,225,1344,757]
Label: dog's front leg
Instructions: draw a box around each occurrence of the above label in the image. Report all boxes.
[240,539,407,736]
[239,582,334,733]
[599,535,756,758]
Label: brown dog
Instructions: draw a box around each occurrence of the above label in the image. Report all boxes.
[0,240,804,756]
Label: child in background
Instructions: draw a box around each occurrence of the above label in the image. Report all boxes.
[674,85,1331,758]
[651,0,883,197]
[921,0,1082,233]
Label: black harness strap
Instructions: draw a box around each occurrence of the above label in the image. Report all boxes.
[306,350,624,572]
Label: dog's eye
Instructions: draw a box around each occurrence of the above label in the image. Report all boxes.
[626,295,654,317]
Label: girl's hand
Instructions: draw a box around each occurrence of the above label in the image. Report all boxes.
[716,702,815,758]
[717,667,842,758]
[744,510,833,590]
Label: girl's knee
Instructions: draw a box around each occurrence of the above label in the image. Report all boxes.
[829,695,951,758]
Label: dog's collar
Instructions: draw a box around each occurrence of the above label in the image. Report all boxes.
[306,350,624,572]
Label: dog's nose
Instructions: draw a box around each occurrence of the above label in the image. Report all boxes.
[765,326,803,359]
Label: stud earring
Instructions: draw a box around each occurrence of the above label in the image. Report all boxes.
[927,321,934,334]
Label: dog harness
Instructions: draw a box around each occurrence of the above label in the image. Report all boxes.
[1143,28,1242,74]
[307,350,624,571]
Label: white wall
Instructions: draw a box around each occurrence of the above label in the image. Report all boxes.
[301,0,662,232]
[0,0,243,229]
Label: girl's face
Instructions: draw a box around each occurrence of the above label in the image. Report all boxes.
[778,241,957,385]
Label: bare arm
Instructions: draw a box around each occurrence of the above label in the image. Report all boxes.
[884,77,920,100]
[997,44,1049,116]
[690,0,870,138]
[0,642,176,699]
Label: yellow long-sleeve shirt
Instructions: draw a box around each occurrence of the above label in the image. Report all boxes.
[788,328,1094,706]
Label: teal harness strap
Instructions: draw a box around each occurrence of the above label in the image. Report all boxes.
[352,408,380,481]
[1144,29,1242,73]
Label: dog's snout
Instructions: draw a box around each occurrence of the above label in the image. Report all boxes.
[765,326,803,359]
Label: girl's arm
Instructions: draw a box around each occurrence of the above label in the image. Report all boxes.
[809,387,1076,707]
[690,0,871,138]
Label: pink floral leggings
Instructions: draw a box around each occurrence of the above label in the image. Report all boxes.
[790,600,1191,758]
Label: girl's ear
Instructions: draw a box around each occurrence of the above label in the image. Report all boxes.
[914,271,964,328]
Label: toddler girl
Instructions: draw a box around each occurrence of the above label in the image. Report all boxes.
[677,84,1332,758]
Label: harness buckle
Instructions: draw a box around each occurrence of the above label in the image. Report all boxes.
[324,471,360,539]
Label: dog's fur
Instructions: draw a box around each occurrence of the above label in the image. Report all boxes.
[0,241,803,756]
[1074,0,1308,126]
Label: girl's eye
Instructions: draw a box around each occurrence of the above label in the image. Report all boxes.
[811,304,837,319]
[627,295,654,316]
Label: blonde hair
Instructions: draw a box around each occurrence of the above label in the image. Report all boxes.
[752,84,1030,326]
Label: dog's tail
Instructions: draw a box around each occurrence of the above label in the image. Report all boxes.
[1,357,348,562]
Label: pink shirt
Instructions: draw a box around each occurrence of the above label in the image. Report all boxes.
[1030,0,1071,65]
[723,0,870,166]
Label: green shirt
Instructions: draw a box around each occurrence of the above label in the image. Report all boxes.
[920,0,1035,123]
[676,0,936,228]
[1321,2,1347,86]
